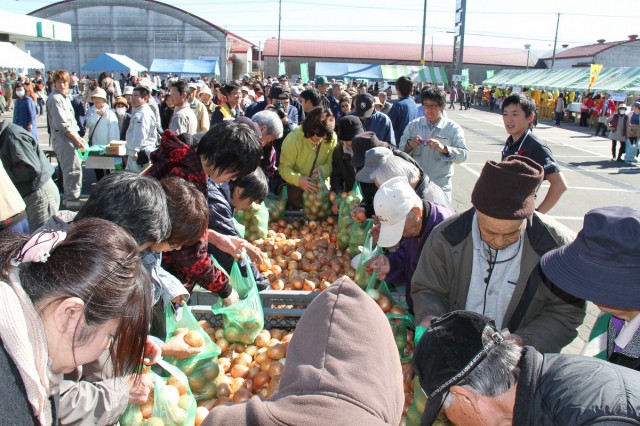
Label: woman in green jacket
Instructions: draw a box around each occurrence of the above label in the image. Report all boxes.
[278,107,337,209]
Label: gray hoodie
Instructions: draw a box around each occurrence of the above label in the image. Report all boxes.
[204,277,404,425]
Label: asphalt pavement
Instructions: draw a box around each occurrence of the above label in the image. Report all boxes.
[19,105,621,355]
[446,105,636,355]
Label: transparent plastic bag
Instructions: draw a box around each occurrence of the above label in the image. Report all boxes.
[212,257,265,344]
[164,305,221,401]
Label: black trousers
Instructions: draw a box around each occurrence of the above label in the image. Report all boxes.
[611,139,625,159]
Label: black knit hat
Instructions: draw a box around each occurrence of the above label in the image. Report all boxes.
[337,115,364,142]
[350,131,387,168]
[413,311,506,426]
[471,155,543,220]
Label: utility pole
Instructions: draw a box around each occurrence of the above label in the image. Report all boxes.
[277,0,282,67]
[524,44,531,70]
[551,13,560,69]
[451,0,467,84]
[420,0,427,66]
[431,34,434,68]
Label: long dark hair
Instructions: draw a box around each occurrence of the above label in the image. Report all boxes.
[0,218,152,377]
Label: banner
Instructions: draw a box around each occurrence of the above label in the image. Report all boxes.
[461,69,469,88]
[278,61,286,76]
[486,70,494,79]
[589,64,603,88]
[300,63,309,84]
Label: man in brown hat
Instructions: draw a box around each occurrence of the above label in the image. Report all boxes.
[411,155,585,353]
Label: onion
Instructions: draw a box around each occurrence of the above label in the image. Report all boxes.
[216,382,231,398]
[267,344,286,360]
[255,348,269,364]
[253,371,271,389]
[390,305,406,315]
[230,364,249,379]
[377,294,392,313]
[214,328,225,341]
[254,330,271,348]
[303,279,316,291]
[270,329,285,340]
[233,389,252,403]
[271,279,284,290]
[213,396,232,407]
[268,360,284,378]
[366,289,381,301]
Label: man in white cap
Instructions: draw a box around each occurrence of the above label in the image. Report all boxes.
[198,87,215,121]
[122,86,134,113]
[187,82,209,133]
[366,176,451,314]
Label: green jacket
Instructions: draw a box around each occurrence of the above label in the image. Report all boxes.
[279,126,337,187]
[411,208,585,353]
[0,120,54,198]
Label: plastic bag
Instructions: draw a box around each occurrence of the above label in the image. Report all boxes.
[349,218,373,258]
[235,201,269,243]
[233,217,245,239]
[265,186,288,222]
[302,171,332,221]
[164,305,221,401]
[212,257,264,344]
[625,139,638,163]
[337,182,363,250]
[353,222,379,287]
[120,360,197,426]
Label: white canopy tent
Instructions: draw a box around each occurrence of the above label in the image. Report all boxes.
[0,42,45,70]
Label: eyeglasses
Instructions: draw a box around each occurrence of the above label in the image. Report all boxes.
[422,103,441,110]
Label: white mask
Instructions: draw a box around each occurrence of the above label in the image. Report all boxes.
[619,110,627,115]
[16,90,25,97]
[116,107,126,115]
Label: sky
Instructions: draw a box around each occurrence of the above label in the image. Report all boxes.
[4,0,640,56]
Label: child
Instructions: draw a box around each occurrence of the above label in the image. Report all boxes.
[208,168,269,290]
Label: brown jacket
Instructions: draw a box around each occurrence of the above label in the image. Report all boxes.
[411,209,585,353]
[203,277,404,425]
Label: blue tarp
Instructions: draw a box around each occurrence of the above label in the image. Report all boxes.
[149,59,220,75]
[315,62,383,79]
[81,53,147,72]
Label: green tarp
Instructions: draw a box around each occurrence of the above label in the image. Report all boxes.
[483,67,640,94]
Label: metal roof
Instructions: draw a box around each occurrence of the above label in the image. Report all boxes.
[262,39,533,67]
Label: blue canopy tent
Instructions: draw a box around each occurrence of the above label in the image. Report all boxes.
[315,62,383,80]
[81,53,147,73]
[149,59,220,75]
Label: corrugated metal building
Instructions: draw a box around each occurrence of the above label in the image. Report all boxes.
[25,0,255,80]
[262,39,536,84]
[540,35,640,69]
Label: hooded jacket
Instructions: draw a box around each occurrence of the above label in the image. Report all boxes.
[204,277,404,425]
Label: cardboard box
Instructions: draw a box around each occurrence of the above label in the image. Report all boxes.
[105,145,126,156]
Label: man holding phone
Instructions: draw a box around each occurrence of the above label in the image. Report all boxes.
[399,86,468,201]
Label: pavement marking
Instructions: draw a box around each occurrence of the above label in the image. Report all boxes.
[460,163,480,177]
[567,186,639,193]
[459,114,640,194]
[548,216,585,221]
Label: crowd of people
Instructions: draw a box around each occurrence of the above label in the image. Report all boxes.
[0,67,639,425]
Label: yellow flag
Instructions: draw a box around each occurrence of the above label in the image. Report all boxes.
[589,64,603,88]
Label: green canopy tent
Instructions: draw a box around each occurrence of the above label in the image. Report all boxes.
[484,67,640,94]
